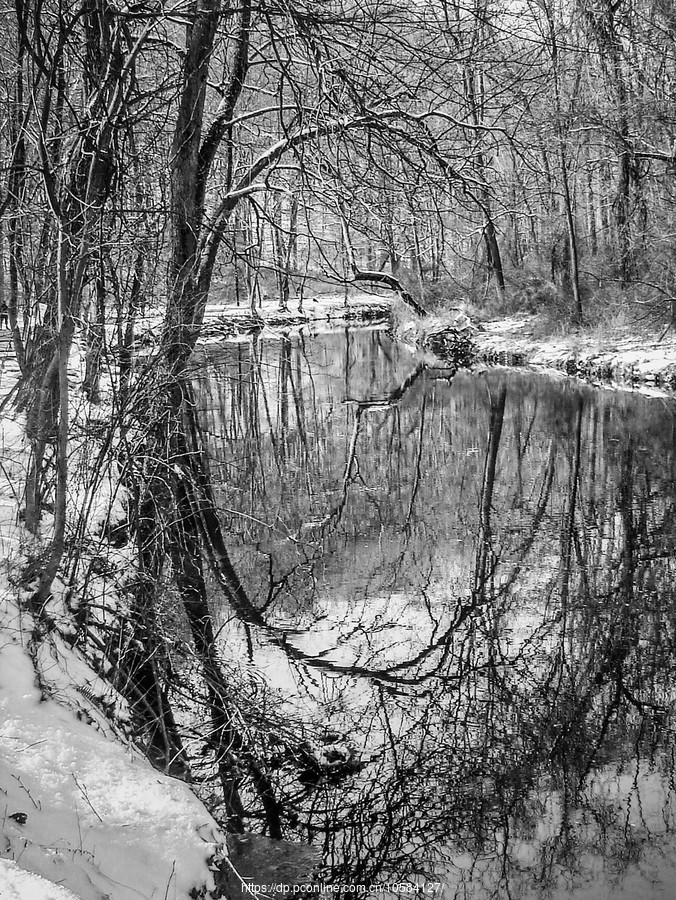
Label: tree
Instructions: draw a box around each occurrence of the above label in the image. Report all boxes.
[533,0,584,319]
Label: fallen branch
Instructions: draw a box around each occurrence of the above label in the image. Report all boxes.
[340,218,428,317]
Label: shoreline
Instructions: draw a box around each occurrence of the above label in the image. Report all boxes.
[470,315,676,393]
[198,293,392,339]
[206,295,676,394]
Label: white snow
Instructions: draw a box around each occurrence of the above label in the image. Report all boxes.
[477,314,676,395]
[0,364,227,900]
[0,858,83,900]
[0,637,226,900]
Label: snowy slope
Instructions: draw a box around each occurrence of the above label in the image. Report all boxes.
[0,360,227,899]
[0,858,84,900]
[0,639,226,899]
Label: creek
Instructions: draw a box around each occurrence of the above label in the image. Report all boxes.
[195,325,676,899]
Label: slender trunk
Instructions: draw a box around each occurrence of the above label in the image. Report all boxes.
[288,191,298,274]
[33,226,71,605]
[544,1,583,321]
[0,222,4,315]
[581,0,635,282]
[119,189,148,398]
[559,146,583,322]
[271,195,289,311]
[482,218,505,293]
[384,221,399,276]
[84,253,106,403]
[464,61,506,296]
[599,159,611,248]
[411,218,425,295]
[586,163,598,256]
[7,43,28,371]
[616,140,633,281]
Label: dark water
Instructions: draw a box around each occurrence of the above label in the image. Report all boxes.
[195,327,676,899]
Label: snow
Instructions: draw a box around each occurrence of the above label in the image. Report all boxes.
[0,364,227,899]
[0,858,83,900]
[476,314,676,394]
[0,639,226,900]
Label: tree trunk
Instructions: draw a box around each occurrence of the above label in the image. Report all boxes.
[84,256,106,403]
[543,0,583,321]
[559,146,584,322]
[482,218,506,294]
[586,164,598,256]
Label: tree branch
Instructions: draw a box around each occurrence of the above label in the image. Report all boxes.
[340,218,428,317]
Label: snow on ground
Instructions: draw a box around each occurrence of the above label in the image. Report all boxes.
[0,359,227,899]
[477,314,676,392]
[0,608,227,900]
[0,858,83,900]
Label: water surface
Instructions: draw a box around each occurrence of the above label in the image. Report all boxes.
[196,327,676,899]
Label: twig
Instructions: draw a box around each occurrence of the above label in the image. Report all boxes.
[11,774,41,810]
[163,860,176,900]
[72,774,103,822]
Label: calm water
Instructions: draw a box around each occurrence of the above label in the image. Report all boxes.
[195,327,676,899]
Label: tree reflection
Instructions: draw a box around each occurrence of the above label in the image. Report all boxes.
[191,331,676,897]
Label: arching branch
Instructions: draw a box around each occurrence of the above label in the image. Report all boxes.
[340,218,428,317]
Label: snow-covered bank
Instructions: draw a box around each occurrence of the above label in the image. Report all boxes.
[0,858,83,900]
[197,293,391,341]
[397,308,676,393]
[0,641,226,899]
[0,364,228,899]
[205,296,676,393]
[473,315,676,391]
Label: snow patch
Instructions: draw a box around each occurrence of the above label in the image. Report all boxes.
[0,641,225,900]
[0,858,84,900]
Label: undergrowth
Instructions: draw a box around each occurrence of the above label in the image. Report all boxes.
[417,253,676,343]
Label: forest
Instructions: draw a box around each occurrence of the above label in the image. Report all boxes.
[1,0,676,896]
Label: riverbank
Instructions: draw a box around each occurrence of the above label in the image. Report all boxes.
[0,398,229,898]
[198,292,391,340]
[205,294,676,393]
[0,323,321,899]
[471,314,676,392]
